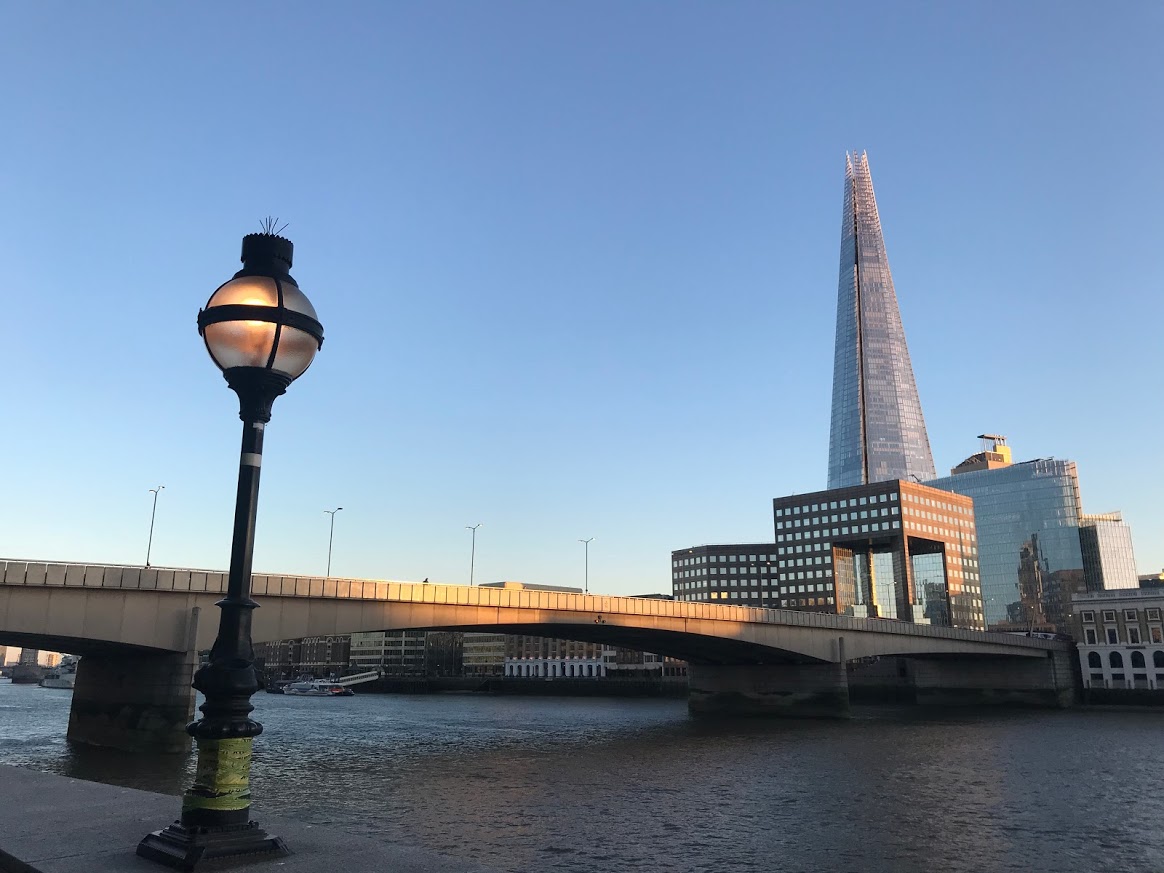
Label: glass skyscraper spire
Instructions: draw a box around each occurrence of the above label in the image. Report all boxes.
[828,152,936,488]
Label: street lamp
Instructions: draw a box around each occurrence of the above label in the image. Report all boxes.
[579,537,594,594]
[324,507,343,577]
[466,523,482,586]
[138,228,323,869]
[145,485,164,568]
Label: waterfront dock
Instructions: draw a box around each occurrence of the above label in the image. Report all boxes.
[0,766,496,873]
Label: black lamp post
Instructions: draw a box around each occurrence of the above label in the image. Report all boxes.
[138,230,323,870]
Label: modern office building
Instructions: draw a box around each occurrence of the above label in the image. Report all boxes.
[670,543,779,607]
[1080,513,1139,591]
[928,436,1138,632]
[773,480,983,629]
[673,480,984,630]
[462,632,507,676]
[828,151,936,489]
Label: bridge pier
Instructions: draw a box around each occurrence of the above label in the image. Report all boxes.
[67,650,199,753]
[908,650,1078,708]
[67,609,201,754]
[687,638,850,718]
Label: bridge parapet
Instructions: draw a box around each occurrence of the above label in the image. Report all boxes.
[1,558,1063,656]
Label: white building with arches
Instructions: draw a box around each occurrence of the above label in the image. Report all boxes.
[1073,589,1164,692]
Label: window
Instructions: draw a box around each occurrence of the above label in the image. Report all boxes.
[1080,611,1095,623]
[1128,627,1142,645]
[1087,652,1102,669]
[1148,608,1161,621]
[1110,652,1124,668]
[1151,627,1163,645]
[1154,651,1164,669]
[1102,610,1117,622]
[1084,629,1097,644]
[1125,609,1138,622]
[1106,628,1119,644]
[1132,651,1146,669]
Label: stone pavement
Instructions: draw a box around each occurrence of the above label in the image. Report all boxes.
[0,766,499,873]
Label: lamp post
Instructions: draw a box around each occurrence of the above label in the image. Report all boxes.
[138,228,324,869]
[324,507,343,577]
[466,523,482,586]
[145,485,164,568]
[579,537,594,594]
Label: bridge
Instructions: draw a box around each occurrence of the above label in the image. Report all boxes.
[0,559,1077,751]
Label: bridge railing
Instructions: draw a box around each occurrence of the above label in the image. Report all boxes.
[0,559,1059,651]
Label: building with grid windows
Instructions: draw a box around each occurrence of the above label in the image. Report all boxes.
[672,480,984,630]
[828,152,936,489]
[671,543,780,608]
[772,480,984,629]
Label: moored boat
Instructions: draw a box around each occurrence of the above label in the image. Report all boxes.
[39,657,79,690]
[282,679,354,697]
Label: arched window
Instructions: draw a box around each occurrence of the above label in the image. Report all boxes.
[1132,651,1146,669]
[1154,651,1164,669]
[1110,652,1124,668]
[1088,652,1102,669]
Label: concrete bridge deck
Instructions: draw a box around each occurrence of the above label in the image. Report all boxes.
[0,559,1078,747]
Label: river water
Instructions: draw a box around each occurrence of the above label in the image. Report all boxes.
[2,679,1163,873]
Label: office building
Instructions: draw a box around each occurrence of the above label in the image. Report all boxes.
[462,633,507,676]
[1080,513,1139,591]
[828,151,936,489]
[255,635,351,680]
[773,480,983,629]
[671,543,779,607]
[928,436,1139,632]
[673,480,984,630]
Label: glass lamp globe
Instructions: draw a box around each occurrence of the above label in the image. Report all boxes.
[198,233,324,383]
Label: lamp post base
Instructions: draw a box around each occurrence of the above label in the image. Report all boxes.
[137,820,289,871]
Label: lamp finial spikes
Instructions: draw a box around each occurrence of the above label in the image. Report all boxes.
[260,216,289,236]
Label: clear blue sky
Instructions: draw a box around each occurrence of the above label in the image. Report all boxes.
[1,3,1161,595]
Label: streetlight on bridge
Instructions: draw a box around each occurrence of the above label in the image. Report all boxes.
[579,537,594,594]
[324,507,343,577]
[138,225,324,869]
[466,523,482,586]
[145,485,164,568]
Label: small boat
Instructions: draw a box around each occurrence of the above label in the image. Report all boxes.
[282,679,354,697]
[40,657,78,690]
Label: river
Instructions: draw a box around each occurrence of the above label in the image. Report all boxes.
[2,680,1163,872]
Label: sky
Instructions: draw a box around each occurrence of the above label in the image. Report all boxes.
[0,3,1161,598]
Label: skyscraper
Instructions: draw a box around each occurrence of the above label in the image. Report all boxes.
[828,152,936,489]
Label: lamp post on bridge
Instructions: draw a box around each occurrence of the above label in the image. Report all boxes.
[145,485,164,568]
[466,523,482,586]
[579,537,594,594]
[138,225,324,870]
[324,507,343,577]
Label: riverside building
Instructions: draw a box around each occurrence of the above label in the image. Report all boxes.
[673,480,984,630]
[927,436,1139,632]
[1072,588,1164,693]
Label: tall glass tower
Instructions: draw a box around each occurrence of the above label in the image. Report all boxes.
[828,152,936,488]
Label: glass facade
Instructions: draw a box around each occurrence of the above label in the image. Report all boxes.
[828,152,936,488]
[1080,513,1139,591]
[928,459,1085,632]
